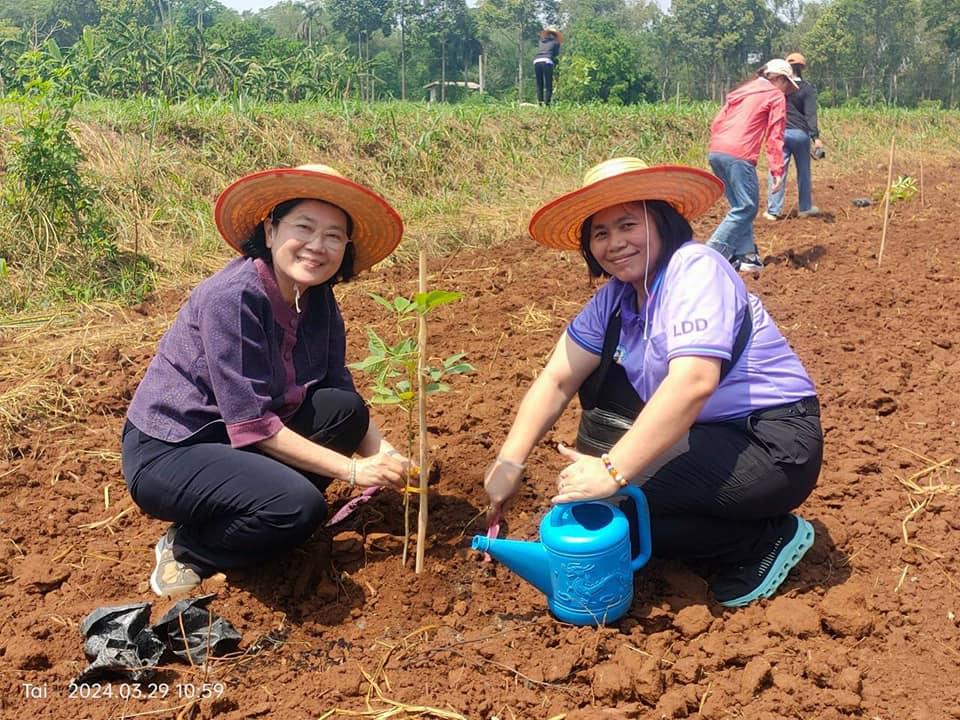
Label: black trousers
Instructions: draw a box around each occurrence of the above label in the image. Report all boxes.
[535,62,554,105]
[121,387,369,576]
[579,398,822,570]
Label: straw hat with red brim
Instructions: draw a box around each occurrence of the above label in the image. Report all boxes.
[215,164,404,273]
[529,157,724,250]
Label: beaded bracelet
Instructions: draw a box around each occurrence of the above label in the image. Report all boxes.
[348,459,357,488]
[600,453,627,487]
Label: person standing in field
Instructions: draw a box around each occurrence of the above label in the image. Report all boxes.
[763,53,825,221]
[122,164,412,597]
[706,59,798,274]
[533,26,562,106]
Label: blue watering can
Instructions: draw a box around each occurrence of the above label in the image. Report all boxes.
[472,485,652,626]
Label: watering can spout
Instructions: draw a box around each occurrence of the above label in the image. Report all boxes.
[472,536,553,597]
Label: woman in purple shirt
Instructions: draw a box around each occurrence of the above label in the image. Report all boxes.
[122,164,412,597]
[484,158,822,608]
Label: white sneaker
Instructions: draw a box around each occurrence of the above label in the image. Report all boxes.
[762,212,779,221]
[150,525,202,597]
[734,253,764,273]
[797,206,821,218]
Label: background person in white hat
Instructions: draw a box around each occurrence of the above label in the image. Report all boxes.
[706,58,798,273]
[483,158,822,608]
[763,52,824,220]
[533,26,563,106]
[121,164,413,597]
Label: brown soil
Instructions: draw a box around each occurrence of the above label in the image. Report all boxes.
[2,160,960,720]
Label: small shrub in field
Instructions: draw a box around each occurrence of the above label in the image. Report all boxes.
[873,175,918,204]
[4,60,115,259]
[0,51,155,311]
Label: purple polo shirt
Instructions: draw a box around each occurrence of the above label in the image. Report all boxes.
[127,257,355,447]
[568,241,816,422]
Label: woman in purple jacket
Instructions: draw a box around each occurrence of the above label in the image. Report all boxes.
[484,158,822,608]
[122,165,411,596]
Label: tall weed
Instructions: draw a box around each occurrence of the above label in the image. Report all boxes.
[0,54,153,313]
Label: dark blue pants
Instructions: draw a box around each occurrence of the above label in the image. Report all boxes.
[637,409,821,569]
[579,399,821,570]
[535,62,554,105]
[121,387,369,576]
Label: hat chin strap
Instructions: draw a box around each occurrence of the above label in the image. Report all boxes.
[642,201,652,341]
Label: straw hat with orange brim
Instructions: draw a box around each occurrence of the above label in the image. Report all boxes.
[539,26,564,43]
[528,158,724,250]
[215,164,404,274]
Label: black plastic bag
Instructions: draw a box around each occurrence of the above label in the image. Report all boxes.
[152,594,241,664]
[76,603,165,683]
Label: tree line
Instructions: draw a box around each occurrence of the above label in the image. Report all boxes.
[1,0,958,107]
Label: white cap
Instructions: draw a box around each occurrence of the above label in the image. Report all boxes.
[763,58,799,88]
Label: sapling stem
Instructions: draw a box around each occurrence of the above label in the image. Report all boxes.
[401,403,413,566]
[878,135,896,266]
[348,274,473,573]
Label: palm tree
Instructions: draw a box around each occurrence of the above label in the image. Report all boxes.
[295,1,325,47]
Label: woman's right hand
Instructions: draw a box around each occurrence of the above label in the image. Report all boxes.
[353,451,410,490]
[484,457,525,525]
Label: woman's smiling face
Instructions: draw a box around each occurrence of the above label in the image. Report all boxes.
[588,201,663,292]
[265,199,350,304]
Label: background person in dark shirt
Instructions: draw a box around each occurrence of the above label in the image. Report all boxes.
[533,26,562,106]
[121,164,412,597]
[764,53,825,220]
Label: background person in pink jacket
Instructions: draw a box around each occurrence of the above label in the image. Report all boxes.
[706,59,798,273]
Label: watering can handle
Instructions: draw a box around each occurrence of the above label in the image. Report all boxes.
[618,484,653,571]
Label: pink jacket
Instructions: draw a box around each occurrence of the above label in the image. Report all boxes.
[709,77,787,177]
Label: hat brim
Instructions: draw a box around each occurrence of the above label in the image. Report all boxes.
[528,165,724,250]
[215,168,404,273]
[539,29,564,42]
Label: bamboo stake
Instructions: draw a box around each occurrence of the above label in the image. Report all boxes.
[878,135,896,266]
[919,156,925,206]
[415,249,429,575]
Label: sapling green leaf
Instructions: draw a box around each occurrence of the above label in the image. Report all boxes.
[366,327,389,356]
[369,292,397,314]
[393,296,415,314]
[414,290,462,314]
[444,363,475,375]
[443,352,468,366]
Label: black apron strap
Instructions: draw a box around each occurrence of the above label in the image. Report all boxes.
[720,304,753,382]
[575,302,754,455]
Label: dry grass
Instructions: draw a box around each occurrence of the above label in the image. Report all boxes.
[507,304,559,334]
[0,306,172,447]
[897,459,959,558]
[317,625,467,720]
[893,446,959,569]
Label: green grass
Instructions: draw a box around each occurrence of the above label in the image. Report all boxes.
[1,97,959,316]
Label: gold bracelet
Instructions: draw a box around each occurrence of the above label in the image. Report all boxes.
[348,459,357,488]
[600,453,627,487]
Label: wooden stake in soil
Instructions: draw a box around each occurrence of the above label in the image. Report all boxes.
[415,249,429,575]
[920,156,925,206]
[878,135,896,266]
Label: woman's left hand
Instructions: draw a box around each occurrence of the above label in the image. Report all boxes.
[552,443,619,504]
